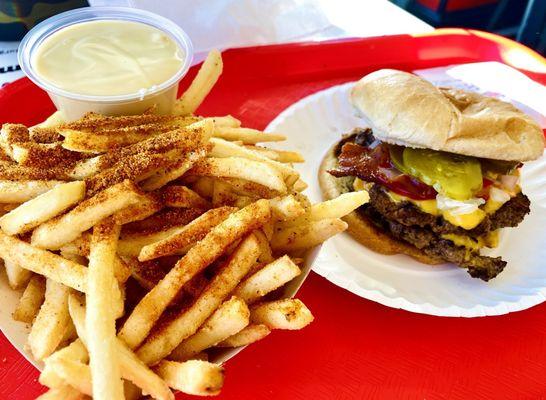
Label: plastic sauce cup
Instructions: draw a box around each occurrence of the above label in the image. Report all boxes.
[18,7,193,121]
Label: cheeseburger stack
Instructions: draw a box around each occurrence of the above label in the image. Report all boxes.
[320,69,545,281]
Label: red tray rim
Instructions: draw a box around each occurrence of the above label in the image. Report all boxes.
[1,26,546,400]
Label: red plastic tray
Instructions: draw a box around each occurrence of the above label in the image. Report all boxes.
[1,29,546,399]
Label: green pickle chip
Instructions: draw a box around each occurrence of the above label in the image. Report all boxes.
[401,147,482,200]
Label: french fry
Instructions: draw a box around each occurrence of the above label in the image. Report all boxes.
[245,146,304,163]
[190,177,214,198]
[4,260,32,289]
[292,179,308,192]
[262,221,274,241]
[66,124,200,179]
[268,149,304,164]
[210,138,299,183]
[61,118,198,153]
[11,142,86,168]
[140,148,207,191]
[0,161,69,180]
[113,193,163,225]
[68,295,174,400]
[12,275,46,323]
[0,180,63,203]
[155,360,224,396]
[307,191,369,219]
[211,180,239,207]
[190,157,287,193]
[233,255,301,304]
[269,195,306,221]
[31,180,146,250]
[59,318,77,347]
[271,218,348,252]
[59,235,131,286]
[43,345,133,398]
[217,323,271,348]
[204,115,241,128]
[40,338,88,389]
[118,200,270,351]
[136,234,260,365]
[129,259,166,290]
[242,145,280,160]
[60,113,174,132]
[162,185,210,209]
[174,49,223,115]
[0,181,85,235]
[253,229,274,264]
[233,194,255,208]
[29,127,62,143]
[85,150,181,196]
[36,385,87,400]
[116,344,175,400]
[58,234,91,258]
[1,124,29,157]
[251,299,313,330]
[170,296,249,361]
[118,224,193,258]
[113,257,132,285]
[47,357,92,396]
[220,177,278,199]
[138,120,213,191]
[150,262,210,300]
[86,219,124,400]
[212,127,286,144]
[0,232,87,291]
[283,191,369,227]
[138,206,236,261]
[28,279,71,360]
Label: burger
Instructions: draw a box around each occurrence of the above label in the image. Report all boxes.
[319,69,545,281]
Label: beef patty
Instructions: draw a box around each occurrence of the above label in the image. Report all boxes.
[368,185,530,238]
[359,185,530,281]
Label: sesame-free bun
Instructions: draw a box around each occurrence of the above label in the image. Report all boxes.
[318,140,442,265]
[350,69,545,161]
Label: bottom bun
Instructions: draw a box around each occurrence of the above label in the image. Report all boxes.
[319,140,443,265]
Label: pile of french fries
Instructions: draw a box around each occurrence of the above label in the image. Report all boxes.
[0,50,369,400]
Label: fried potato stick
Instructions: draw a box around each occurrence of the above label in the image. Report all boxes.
[118,200,270,350]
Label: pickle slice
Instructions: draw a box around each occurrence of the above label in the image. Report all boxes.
[389,145,407,173]
[402,148,482,200]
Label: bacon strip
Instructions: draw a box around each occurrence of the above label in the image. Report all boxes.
[329,142,437,200]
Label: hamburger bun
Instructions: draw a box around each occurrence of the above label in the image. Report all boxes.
[318,139,443,265]
[350,69,545,161]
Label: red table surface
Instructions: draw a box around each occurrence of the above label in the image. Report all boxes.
[1,29,546,399]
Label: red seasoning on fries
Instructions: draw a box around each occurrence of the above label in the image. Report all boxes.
[1,47,369,400]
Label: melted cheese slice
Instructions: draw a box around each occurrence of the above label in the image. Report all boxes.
[387,191,503,230]
[442,230,500,251]
[353,178,510,231]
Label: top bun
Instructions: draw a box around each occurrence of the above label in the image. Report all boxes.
[350,69,545,161]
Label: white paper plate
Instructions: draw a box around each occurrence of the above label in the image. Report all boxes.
[265,81,546,317]
[0,239,317,370]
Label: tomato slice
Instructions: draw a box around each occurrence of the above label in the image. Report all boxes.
[476,178,494,200]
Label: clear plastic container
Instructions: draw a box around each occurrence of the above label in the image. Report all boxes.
[18,7,193,121]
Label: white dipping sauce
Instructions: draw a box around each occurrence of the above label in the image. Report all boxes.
[33,20,184,97]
